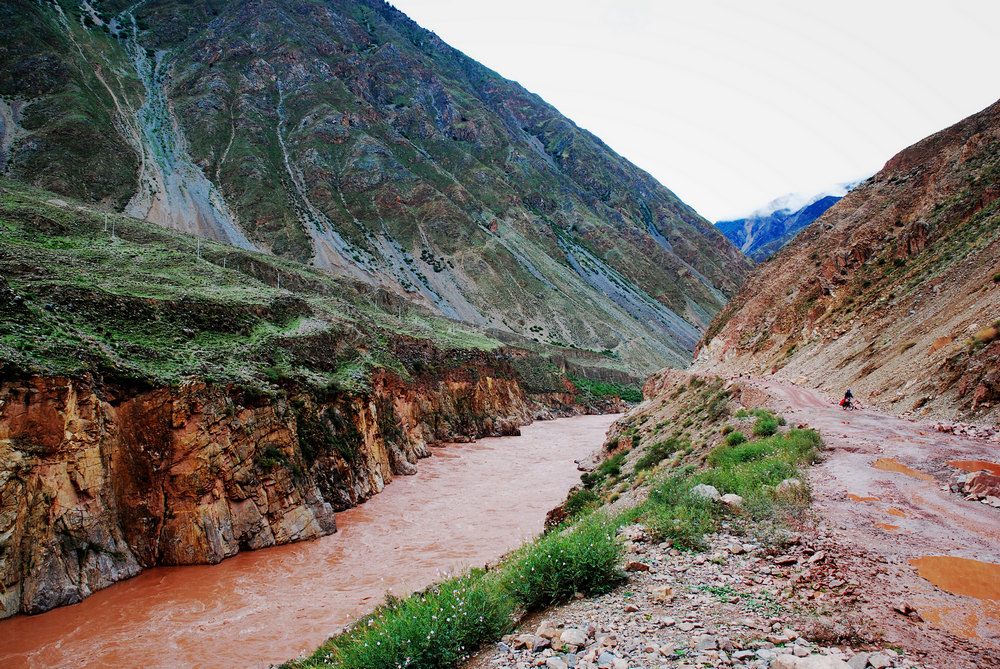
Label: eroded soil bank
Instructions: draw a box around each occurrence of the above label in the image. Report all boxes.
[0,414,615,669]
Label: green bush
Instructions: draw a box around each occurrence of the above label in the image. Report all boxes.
[297,571,515,669]
[753,416,778,437]
[503,514,624,610]
[583,450,629,487]
[724,430,746,446]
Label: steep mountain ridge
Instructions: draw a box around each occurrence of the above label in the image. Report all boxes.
[696,99,1000,424]
[0,0,751,370]
[716,187,853,261]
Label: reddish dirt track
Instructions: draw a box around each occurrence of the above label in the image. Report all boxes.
[743,377,1000,666]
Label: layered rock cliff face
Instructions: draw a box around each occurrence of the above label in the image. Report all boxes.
[0,0,752,371]
[0,349,541,619]
[696,99,1000,424]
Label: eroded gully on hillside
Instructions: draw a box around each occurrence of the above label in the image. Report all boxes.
[0,414,617,669]
[740,377,1000,653]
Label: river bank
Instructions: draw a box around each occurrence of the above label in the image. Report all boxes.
[0,414,616,669]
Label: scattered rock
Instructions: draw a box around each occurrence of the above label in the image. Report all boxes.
[560,628,588,647]
[691,483,721,501]
[650,584,673,601]
[720,493,744,508]
[772,654,850,668]
[846,652,870,669]
[892,600,923,621]
[868,652,893,669]
[625,561,650,572]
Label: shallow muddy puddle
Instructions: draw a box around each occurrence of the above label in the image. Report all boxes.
[873,457,934,482]
[910,556,1000,641]
[0,414,616,668]
[909,555,1000,601]
[948,460,1000,476]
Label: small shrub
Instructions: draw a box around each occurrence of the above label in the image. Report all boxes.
[503,514,624,610]
[724,430,746,446]
[721,425,734,435]
[973,326,998,345]
[753,416,778,437]
[993,272,1000,283]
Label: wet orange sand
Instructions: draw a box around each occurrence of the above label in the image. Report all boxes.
[948,460,1000,476]
[909,555,1000,600]
[919,605,982,640]
[848,493,880,502]
[874,523,900,531]
[873,457,934,482]
[887,508,908,518]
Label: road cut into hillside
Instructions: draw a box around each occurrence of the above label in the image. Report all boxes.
[744,377,1000,662]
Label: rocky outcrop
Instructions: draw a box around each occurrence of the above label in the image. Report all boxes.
[0,356,536,619]
[696,99,1000,425]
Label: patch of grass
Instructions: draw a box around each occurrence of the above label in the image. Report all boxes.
[641,476,717,550]
[503,513,625,611]
[752,415,779,437]
[286,512,624,668]
[634,438,682,471]
[289,571,515,669]
[569,375,643,403]
[562,488,600,517]
[639,428,821,550]
[582,449,629,487]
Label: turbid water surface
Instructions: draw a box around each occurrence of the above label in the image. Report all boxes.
[0,414,616,668]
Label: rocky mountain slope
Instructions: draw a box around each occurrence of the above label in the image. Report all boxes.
[0,179,638,619]
[716,187,852,261]
[696,99,1000,425]
[0,0,751,371]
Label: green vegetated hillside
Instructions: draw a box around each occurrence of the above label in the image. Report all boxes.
[0,0,751,374]
[0,178,638,400]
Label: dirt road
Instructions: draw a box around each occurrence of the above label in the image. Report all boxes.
[746,377,1000,666]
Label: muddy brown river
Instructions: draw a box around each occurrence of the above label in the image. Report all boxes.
[0,414,616,668]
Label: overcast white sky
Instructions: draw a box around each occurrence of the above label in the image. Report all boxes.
[388,0,1000,221]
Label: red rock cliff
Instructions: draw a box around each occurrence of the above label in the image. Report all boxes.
[0,353,534,618]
